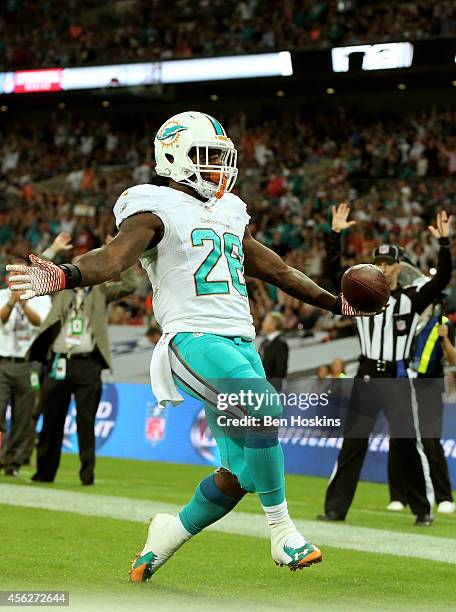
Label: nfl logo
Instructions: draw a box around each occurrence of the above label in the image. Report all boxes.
[396,319,406,331]
[145,402,167,445]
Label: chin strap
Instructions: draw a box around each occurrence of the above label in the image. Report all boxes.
[215,174,227,199]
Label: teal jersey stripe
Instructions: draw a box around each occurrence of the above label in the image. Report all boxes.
[204,113,226,136]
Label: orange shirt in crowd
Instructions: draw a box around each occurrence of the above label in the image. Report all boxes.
[82,168,95,191]
[22,183,34,203]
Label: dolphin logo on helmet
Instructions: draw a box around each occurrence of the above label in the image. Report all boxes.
[156,123,188,143]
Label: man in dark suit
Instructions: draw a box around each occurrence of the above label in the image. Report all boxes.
[259,312,289,391]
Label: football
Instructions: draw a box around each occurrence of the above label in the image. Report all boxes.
[341,264,390,313]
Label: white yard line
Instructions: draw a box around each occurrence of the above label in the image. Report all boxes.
[1,483,455,564]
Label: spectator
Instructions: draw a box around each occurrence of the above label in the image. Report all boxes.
[330,358,347,378]
[317,364,330,379]
[0,258,51,477]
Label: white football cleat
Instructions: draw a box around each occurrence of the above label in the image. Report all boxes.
[129,513,185,582]
[387,501,405,511]
[270,518,322,571]
[437,501,455,514]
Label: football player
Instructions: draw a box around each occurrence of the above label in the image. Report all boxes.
[8,111,364,580]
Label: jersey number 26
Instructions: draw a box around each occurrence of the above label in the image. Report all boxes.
[191,228,247,297]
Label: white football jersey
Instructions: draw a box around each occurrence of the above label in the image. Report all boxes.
[113,184,255,339]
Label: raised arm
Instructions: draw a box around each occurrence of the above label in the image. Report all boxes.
[7,213,163,299]
[41,232,74,261]
[412,212,453,314]
[243,228,340,313]
[328,202,356,285]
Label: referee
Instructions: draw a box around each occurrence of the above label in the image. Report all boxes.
[317,204,452,526]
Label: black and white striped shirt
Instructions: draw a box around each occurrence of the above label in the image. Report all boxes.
[357,287,423,362]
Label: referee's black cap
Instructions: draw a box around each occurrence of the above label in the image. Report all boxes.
[373,244,401,264]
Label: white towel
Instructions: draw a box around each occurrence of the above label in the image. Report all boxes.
[150,332,184,407]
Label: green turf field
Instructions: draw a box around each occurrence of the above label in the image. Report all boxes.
[0,455,455,611]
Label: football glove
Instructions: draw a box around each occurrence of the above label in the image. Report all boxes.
[6,254,80,300]
[335,293,388,317]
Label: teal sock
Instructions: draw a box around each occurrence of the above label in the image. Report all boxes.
[244,436,285,507]
[179,473,239,535]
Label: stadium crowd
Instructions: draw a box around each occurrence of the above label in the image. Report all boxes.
[1,105,456,334]
[1,0,455,70]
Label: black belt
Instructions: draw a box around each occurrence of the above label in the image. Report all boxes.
[360,357,407,373]
[54,352,94,360]
[0,356,26,363]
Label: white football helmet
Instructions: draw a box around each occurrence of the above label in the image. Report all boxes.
[154,111,238,205]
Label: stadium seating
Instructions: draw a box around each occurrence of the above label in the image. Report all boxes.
[1,0,455,70]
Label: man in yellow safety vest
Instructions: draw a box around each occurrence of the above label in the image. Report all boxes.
[388,298,456,514]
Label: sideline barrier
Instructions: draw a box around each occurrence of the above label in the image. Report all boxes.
[51,382,456,488]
